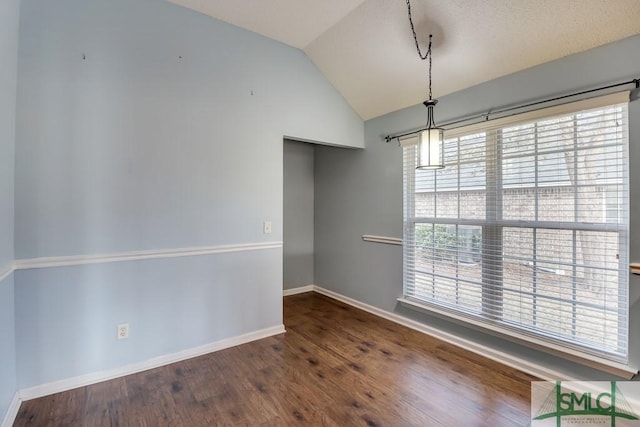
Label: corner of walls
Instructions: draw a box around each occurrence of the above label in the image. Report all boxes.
[0,274,18,427]
[314,35,640,379]
[0,0,20,422]
[11,0,361,393]
[283,140,315,290]
[313,138,403,308]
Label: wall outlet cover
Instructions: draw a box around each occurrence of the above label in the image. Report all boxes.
[117,323,129,340]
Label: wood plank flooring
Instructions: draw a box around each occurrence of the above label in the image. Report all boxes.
[14,292,537,426]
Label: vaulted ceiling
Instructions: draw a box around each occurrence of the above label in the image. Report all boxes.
[168,0,640,120]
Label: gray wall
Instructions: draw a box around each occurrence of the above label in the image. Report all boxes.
[0,0,19,419]
[315,35,640,379]
[0,0,17,269]
[15,0,363,260]
[283,140,315,289]
[13,0,363,389]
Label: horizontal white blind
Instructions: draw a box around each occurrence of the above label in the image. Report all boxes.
[403,98,629,364]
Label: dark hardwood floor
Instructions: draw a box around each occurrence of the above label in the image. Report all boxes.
[14,292,536,426]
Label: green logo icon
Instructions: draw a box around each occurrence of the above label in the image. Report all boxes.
[533,381,639,427]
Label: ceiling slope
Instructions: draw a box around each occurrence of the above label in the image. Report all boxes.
[169,0,640,120]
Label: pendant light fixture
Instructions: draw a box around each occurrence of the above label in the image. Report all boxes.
[406,0,444,169]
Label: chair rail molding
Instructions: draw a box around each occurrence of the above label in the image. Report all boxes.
[14,242,283,270]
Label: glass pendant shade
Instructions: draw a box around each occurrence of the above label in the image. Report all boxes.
[417,128,444,169]
[417,101,444,169]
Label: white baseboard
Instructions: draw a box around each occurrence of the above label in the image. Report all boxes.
[12,284,613,411]
[282,285,315,296]
[19,324,285,401]
[1,392,21,427]
[311,285,576,383]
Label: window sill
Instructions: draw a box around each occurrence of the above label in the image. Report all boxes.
[397,297,638,379]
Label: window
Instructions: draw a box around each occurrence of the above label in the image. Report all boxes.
[402,93,629,367]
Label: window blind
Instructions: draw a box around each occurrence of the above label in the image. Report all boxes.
[402,93,630,366]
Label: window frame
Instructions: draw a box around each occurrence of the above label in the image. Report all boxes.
[401,92,631,373]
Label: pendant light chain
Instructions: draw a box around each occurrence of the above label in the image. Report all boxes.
[428,36,432,101]
[406,0,444,169]
[405,0,433,101]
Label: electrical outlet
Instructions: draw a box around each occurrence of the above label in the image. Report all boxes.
[263,220,272,234]
[117,323,129,340]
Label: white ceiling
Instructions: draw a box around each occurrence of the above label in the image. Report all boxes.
[169,0,640,120]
